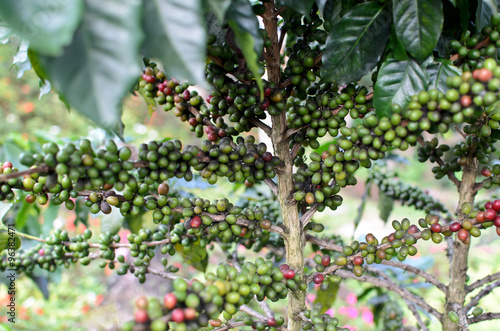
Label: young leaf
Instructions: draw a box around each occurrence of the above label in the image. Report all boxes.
[142,0,206,85]
[393,0,444,61]
[0,0,83,56]
[38,0,143,136]
[321,2,391,84]
[373,59,429,117]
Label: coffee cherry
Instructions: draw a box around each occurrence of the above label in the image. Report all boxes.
[184,307,197,320]
[476,212,485,223]
[352,256,363,266]
[457,228,469,242]
[210,319,222,327]
[135,296,148,310]
[312,273,324,284]
[171,308,185,323]
[481,168,492,177]
[283,269,295,279]
[279,264,289,272]
[321,255,331,267]
[190,216,201,228]
[134,309,149,323]
[267,318,277,327]
[493,200,500,211]
[164,293,177,309]
[430,223,442,233]
[494,216,500,227]
[262,152,272,162]
[450,222,462,232]
[158,183,170,195]
[484,209,496,221]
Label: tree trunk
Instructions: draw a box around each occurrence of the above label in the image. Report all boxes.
[442,157,478,330]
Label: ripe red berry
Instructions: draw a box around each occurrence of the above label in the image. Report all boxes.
[476,212,485,223]
[494,216,500,227]
[321,255,331,267]
[134,309,149,323]
[259,98,270,109]
[485,202,493,210]
[164,293,177,310]
[267,318,277,327]
[457,228,469,243]
[226,95,234,104]
[449,222,462,232]
[279,264,289,272]
[387,233,395,242]
[2,161,12,169]
[430,223,442,233]
[481,168,492,177]
[38,249,45,256]
[283,268,295,279]
[352,256,364,266]
[188,118,198,126]
[171,308,185,323]
[493,200,500,211]
[210,319,222,327]
[164,87,172,95]
[476,68,493,82]
[184,308,196,320]
[145,75,156,84]
[460,95,472,107]
[485,209,496,221]
[262,152,272,162]
[312,274,324,284]
[207,132,218,142]
[264,87,272,96]
[206,95,213,103]
[190,216,201,228]
[218,129,227,137]
[407,225,419,235]
[183,90,191,100]
[497,227,500,237]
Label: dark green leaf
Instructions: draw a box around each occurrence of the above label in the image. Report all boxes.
[0,0,83,55]
[476,0,499,31]
[378,191,394,223]
[319,0,342,24]
[373,59,429,117]
[38,0,143,136]
[321,2,391,84]
[388,24,408,61]
[393,0,443,61]
[277,0,315,16]
[143,0,206,84]
[226,0,264,97]
[427,59,462,94]
[314,279,339,313]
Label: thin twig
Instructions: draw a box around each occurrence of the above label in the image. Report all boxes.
[466,271,500,292]
[147,267,183,280]
[380,260,446,293]
[0,164,49,182]
[417,137,461,188]
[264,178,279,196]
[335,269,443,320]
[300,203,320,228]
[258,299,274,319]
[304,234,343,252]
[403,298,430,331]
[249,117,272,136]
[467,312,500,324]
[465,280,500,312]
[240,304,267,321]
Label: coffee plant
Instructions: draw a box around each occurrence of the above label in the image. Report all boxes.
[1,0,500,330]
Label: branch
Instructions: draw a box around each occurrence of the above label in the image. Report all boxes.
[468,312,500,324]
[335,269,443,320]
[0,164,49,182]
[465,279,500,312]
[147,267,184,280]
[240,304,267,321]
[305,234,343,252]
[264,178,279,196]
[403,298,429,331]
[380,260,446,293]
[466,271,500,292]
[249,117,272,136]
[300,203,320,228]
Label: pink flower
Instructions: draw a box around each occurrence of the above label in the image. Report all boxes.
[306,293,316,303]
[325,308,335,316]
[346,292,357,306]
[361,309,374,325]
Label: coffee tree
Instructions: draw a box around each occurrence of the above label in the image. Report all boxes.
[1,0,500,330]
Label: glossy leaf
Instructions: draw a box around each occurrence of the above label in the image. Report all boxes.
[427,60,462,94]
[0,0,83,56]
[393,0,443,61]
[226,0,264,97]
[314,279,339,314]
[321,2,391,84]
[373,59,429,117]
[143,0,206,85]
[476,0,499,31]
[38,0,143,137]
[277,0,315,16]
